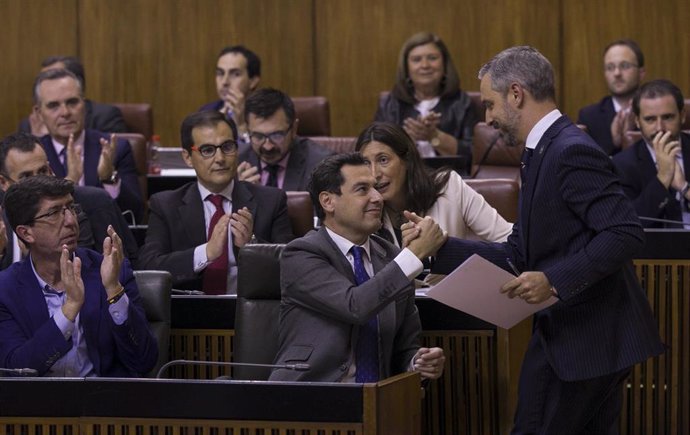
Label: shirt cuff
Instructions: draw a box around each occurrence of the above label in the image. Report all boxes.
[108,293,130,325]
[54,309,76,341]
[102,179,121,199]
[394,248,424,280]
[193,244,211,272]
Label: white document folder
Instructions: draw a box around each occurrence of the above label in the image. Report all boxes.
[426,254,557,329]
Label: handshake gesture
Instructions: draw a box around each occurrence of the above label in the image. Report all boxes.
[400,211,447,260]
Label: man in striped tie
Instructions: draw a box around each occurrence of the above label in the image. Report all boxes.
[270,152,445,383]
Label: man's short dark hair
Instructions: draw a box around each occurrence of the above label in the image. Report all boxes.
[308,153,368,220]
[41,55,86,90]
[632,79,685,117]
[604,39,645,68]
[33,68,82,104]
[244,88,296,125]
[217,45,261,78]
[0,132,41,176]
[4,175,74,231]
[180,110,238,152]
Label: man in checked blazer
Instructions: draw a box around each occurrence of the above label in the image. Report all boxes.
[410,46,664,434]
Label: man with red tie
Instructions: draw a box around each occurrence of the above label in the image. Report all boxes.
[138,111,293,294]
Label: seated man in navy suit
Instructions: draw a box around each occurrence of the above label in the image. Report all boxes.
[199,45,261,143]
[613,79,690,228]
[0,176,157,377]
[33,68,144,223]
[138,110,293,294]
[236,88,334,191]
[577,39,645,155]
[19,55,127,137]
[0,132,139,269]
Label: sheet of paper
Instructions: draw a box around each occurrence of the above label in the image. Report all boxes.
[426,254,557,329]
[159,168,196,177]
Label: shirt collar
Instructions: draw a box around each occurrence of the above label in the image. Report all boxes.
[29,253,62,295]
[260,152,291,171]
[525,109,562,150]
[196,179,235,202]
[52,130,85,156]
[325,227,372,261]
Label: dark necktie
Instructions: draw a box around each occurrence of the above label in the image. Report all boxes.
[265,164,280,188]
[202,194,228,295]
[351,246,379,383]
[520,147,534,183]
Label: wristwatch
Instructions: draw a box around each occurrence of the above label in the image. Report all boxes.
[101,170,119,185]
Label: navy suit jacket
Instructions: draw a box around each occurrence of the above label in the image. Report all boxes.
[0,248,158,376]
[19,100,127,135]
[238,137,335,191]
[269,228,420,382]
[613,132,690,227]
[577,96,619,155]
[137,180,294,289]
[433,115,664,381]
[40,130,144,222]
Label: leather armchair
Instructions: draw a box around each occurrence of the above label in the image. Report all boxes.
[310,136,356,154]
[133,270,172,377]
[465,178,520,223]
[234,244,286,380]
[286,191,314,237]
[112,103,154,140]
[471,122,523,182]
[293,96,331,136]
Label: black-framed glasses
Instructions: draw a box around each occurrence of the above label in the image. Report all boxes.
[604,62,638,72]
[32,204,82,224]
[191,140,238,159]
[249,125,293,146]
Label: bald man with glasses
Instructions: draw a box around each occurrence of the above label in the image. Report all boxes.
[138,110,293,294]
[236,88,334,190]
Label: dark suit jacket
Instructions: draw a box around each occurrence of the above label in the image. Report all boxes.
[433,115,664,382]
[0,248,158,376]
[269,228,420,382]
[238,137,335,191]
[577,96,620,155]
[612,133,690,228]
[19,100,127,134]
[137,180,294,289]
[40,130,144,222]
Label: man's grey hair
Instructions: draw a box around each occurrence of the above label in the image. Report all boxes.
[478,46,555,102]
[33,68,83,105]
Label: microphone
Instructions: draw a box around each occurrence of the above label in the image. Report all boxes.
[639,216,690,227]
[0,367,38,376]
[156,359,310,379]
[471,130,503,177]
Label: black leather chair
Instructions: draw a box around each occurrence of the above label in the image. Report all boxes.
[286,191,314,237]
[133,270,172,377]
[234,244,285,380]
[293,96,331,136]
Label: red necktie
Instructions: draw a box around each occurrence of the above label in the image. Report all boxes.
[202,194,228,294]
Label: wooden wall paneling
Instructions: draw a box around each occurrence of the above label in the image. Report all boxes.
[79,0,314,148]
[561,0,690,122]
[0,0,79,138]
[314,0,561,137]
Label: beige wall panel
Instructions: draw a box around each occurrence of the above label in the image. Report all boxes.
[562,0,690,121]
[0,0,78,137]
[79,0,314,147]
[315,0,561,136]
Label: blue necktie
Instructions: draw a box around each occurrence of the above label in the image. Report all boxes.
[351,246,380,382]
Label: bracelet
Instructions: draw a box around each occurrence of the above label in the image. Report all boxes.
[107,285,126,304]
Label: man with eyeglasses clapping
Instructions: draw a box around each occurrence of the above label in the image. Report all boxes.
[0,175,157,377]
[577,39,646,155]
[236,88,334,191]
[138,110,294,294]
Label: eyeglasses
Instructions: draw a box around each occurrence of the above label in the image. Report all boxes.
[191,140,238,159]
[32,204,82,224]
[604,62,638,72]
[249,125,293,146]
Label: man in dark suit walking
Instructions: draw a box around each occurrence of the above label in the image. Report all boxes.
[236,88,334,190]
[270,153,445,382]
[613,79,690,228]
[407,46,663,433]
[138,110,293,294]
[577,39,646,155]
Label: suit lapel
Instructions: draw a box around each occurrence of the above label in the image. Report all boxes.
[283,141,306,191]
[82,130,101,186]
[232,181,258,217]
[369,239,396,359]
[179,183,207,245]
[15,258,51,334]
[41,136,66,178]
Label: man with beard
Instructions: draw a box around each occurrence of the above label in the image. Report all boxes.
[408,46,663,433]
[613,79,690,228]
[236,88,334,190]
[577,39,646,155]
